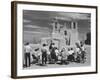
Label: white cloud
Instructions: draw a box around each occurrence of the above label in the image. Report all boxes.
[24,31,49,34]
[57,12,90,20]
[23,19,31,23]
[24,25,41,28]
[24,24,50,31]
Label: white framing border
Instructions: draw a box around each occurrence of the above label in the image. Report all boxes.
[16,3,96,76]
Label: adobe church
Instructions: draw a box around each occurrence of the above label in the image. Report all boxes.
[41,17,79,49]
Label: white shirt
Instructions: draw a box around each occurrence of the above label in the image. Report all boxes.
[68,50,74,55]
[55,49,59,56]
[24,45,32,53]
[76,48,80,52]
[42,47,50,55]
[41,47,48,53]
[76,48,81,54]
[81,46,85,51]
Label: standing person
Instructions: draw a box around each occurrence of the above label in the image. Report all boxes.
[41,44,48,65]
[48,42,53,63]
[24,43,32,67]
[50,43,57,63]
[54,47,59,62]
[60,48,67,64]
[49,41,53,52]
[80,41,86,63]
[75,44,81,63]
[55,48,59,57]
[75,42,86,63]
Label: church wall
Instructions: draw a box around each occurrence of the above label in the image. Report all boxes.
[78,20,90,41]
[23,20,90,47]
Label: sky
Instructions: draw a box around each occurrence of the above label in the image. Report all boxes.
[23,10,91,43]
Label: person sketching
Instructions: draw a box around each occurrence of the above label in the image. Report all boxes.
[68,48,75,62]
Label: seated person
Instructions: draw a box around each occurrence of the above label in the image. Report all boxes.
[31,48,39,63]
[67,48,75,62]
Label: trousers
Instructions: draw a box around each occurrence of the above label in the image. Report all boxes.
[25,53,30,67]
